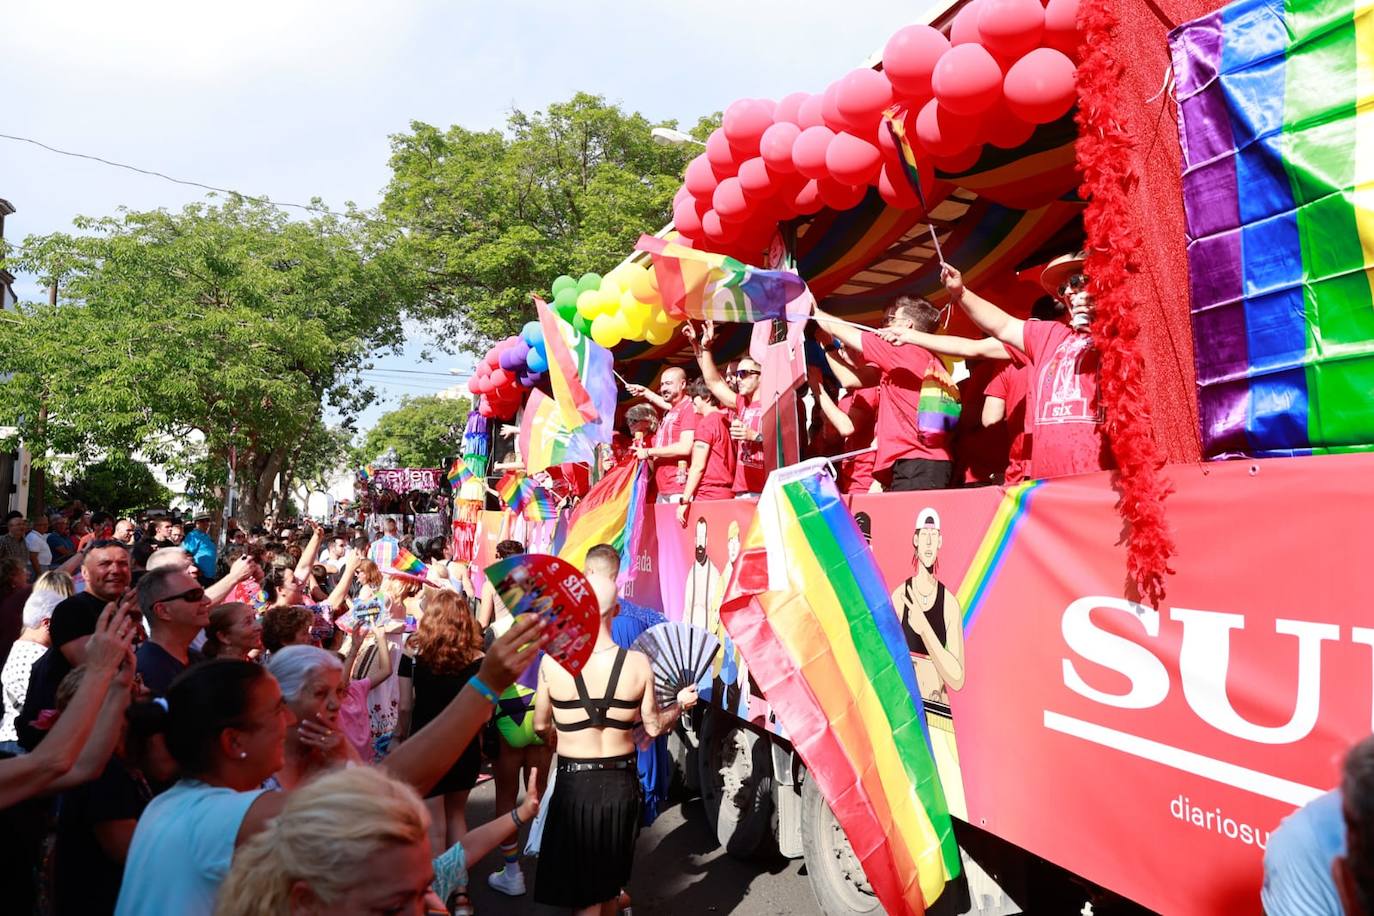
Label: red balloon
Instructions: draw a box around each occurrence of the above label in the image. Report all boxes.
[702,210,741,245]
[467,377,480,394]
[737,157,777,200]
[478,401,494,418]
[821,82,855,132]
[759,121,802,173]
[712,176,750,222]
[877,162,921,209]
[674,198,704,235]
[817,177,868,211]
[836,68,894,124]
[825,132,883,186]
[978,0,1046,59]
[793,179,825,215]
[933,144,984,173]
[722,99,773,154]
[705,130,739,178]
[1043,0,1082,58]
[490,368,510,388]
[882,25,951,99]
[673,185,692,209]
[1003,48,1077,124]
[932,44,1004,116]
[950,0,986,45]
[797,94,827,129]
[915,98,981,157]
[792,125,836,180]
[979,99,1037,149]
[774,91,810,125]
[684,155,718,197]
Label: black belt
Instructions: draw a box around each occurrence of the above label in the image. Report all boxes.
[558,755,635,774]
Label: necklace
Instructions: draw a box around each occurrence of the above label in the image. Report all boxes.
[592,643,618,654]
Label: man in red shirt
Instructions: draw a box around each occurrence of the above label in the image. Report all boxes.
[813,298,955,491]
[945,253,1114,479]
[806,365,880,494]
[631,366,697,502]
[676,378,738,525]
[684,321,767,498]
[982,297,1065,483]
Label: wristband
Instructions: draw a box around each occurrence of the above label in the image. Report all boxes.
[510,808,524,830]
[469,677,499,706]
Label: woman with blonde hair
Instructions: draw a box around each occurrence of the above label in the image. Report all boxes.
[354,559,383,602]
[33,569,76,599]
[201,602,262,661]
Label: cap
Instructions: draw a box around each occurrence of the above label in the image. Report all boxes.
[916,507,941,530]
[1038,251,1087,297]
[193,512,212,522]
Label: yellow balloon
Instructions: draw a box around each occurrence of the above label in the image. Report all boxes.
[628,265,660,304]
[576,289,600,319]
[596,290,620,317]
[645,323,672,345]
[590,313,622,348]
[599,278,624,301]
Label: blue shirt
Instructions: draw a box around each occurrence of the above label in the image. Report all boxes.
[46,531,76,563]
[115,779,266,916]
[1261,789,1346,916]
[181,528,217,580]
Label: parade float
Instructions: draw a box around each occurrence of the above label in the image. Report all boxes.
[454,0,1374,912]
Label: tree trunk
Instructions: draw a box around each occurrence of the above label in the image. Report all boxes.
[236,447,286,529]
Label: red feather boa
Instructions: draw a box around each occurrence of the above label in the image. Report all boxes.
[1075,0,1176,604]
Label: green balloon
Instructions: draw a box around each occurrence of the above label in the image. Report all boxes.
[553,286,578,309]
[577,272,602,294]
[555,301,578,321]
[572,313,594,335]
[551,274,577,297]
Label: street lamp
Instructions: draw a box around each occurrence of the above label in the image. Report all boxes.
[651,127,705,148]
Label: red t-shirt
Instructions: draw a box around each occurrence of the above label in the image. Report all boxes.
[836,387,879,494]
[1023,321,1114,479]
[731,397,767,494]
[653,397,698,496]
[691,410,737,500]
[985,359,1030,484]
[859,332,952,472]
[953,360,1010,485]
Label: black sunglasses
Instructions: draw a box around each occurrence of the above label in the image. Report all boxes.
[1058,273,1089,296]
[156,586,206,605]
[733,368,761,378]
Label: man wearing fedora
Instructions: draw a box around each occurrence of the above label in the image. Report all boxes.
[181,512,218,581]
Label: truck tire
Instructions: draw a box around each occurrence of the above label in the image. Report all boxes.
[800,773,882,915]
[697,708,774,858]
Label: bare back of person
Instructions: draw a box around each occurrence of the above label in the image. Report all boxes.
[540,644,653,760]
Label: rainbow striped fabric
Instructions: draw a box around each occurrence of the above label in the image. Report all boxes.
[393,548,428,579]
[721,464,958,915]
[916,362,961,447]
[955,481,1041,627]
[635,234,815,323]
[1173,0,1374,457]
[554,457,649,584]
[535,296,617,443]
[882,106,929,209]
[446,457,474,489]
[496,471,532,515]
[519,389,596,475]
[523,484,558,522]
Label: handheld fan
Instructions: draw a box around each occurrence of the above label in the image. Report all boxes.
[631,622,721,709]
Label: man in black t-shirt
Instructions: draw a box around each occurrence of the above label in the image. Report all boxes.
[134,568,208,696]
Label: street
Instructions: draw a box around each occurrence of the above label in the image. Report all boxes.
[460,773,822,915]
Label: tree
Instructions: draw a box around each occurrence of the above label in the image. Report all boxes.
[381,92,718,349]
[357,395,472,469]
[56,456,172,516]
[2,196,417,527]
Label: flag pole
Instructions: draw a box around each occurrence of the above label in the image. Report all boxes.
[811,313,875,333]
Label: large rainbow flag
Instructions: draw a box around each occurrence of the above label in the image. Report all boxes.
[635,234,815,324]
[1173,0,1374,458]
[534,296,617,448]
[554,457,649,584]
[720,464,958,915]
[519,389,596,475]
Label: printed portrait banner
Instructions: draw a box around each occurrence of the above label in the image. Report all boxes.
[368,467,443,493]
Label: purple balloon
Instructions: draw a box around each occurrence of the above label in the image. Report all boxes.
[498,348,523,372]
[516,370,539,387]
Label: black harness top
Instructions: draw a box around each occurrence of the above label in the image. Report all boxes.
[552,646,639,732]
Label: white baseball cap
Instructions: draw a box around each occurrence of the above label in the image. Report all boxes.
[916,508,941,531]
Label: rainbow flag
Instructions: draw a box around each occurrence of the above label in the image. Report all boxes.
[720,464,958,915]
[393,548,428,579]
[554,457,649,585]
[1173,0,1374,458]
[523,484,558,522]
[635,235,815,323]
[535,296,616,443]
[359,464,374,482]
[916,362,961,447]
[446,457,474,489]
[496,470,533,515]
[519,389,596,475]
[881,106,930,210]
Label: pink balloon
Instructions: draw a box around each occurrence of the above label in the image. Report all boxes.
[1003,48,1077,124]
[825,132,883,186]
[705,130,739,178]
[674,198,704,235]
[979,99,1037,149]
[673,185,692,209]
[1043,0,1081,58]
[702,210,741,245]
[737,157,777,200]
[933,144,984,173]
[712,176,751,222]
[774,91,810,125]
[490,368,510,388]
[915,98,981,157]
[836,68,895,124]
[883,25,951,99]
[950,0,985,45]
[759,121,802,173]
[797,94,827,129]
[878,162,921,209]
[684,155,718,197]
[793,179,825,215]
[722,99,773,154]
[978,0,1046,59]
[932,44,1004,116]
[792,125,836,180]
[817,177,868,211]
[478,400,494,418]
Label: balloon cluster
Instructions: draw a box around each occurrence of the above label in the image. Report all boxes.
[468,328,547,419]
[546,263,683,350]
[673,0,1080,255]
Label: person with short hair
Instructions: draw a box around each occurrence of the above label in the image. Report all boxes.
[683,320,768,497]
[0,591,61,746]
[25,514,52,575]
[113,518,136,546]
[135,568,210,695]
[369,517,402,570]
[201,602,262,661]
[0,516,31,572]
[676,377,738,527]
[260,605,314,655]
[47,515,77,567]
[583,544,622,582]
[630,367,697,503]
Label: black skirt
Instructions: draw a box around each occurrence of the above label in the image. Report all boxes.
[533,754,643,908]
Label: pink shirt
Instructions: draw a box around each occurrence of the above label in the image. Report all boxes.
[732,397,767,494]
[340,678,373,762]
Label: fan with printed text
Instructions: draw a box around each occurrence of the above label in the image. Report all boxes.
[631,622,720,710]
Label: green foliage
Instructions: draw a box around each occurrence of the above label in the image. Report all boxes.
[381,92,718,349]
[358,395,472,469]
[56,456,172,516]
[1,196,416,524]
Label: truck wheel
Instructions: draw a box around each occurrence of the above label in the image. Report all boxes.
[698,708,774,858]
[800,773,881,915]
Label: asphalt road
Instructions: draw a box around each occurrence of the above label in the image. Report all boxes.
[457,773,823,915]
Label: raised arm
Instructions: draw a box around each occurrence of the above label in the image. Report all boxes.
[362,627,392,689]
[812,307,867,354]
[324,553,362,612]
[943,265,1025,354]
[293,523,323,584]
[636,652,695,738]
[624,383,670,412]
[874,325,1011,361]
[685,320,738,409]
[807,366,855,439]
[206,554,255,605]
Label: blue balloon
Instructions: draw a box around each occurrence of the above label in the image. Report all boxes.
[526,348,549,374]
[521,320,543,346]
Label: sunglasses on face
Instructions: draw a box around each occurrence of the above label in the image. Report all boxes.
[1058,273,1089,297]
[156,586,206,604]
[733,368,761,378]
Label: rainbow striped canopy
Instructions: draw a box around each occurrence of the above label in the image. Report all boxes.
[1174,0,1374,457]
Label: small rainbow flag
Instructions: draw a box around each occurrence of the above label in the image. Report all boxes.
[554,457,649,584]
[496,470,535,516]
[635,234,815,324]
[359,465,374,482]
[523,484,558,522]
[520,389,596,475]
[393,548,428,579]
[721,464,958,915]
[956,481,1041,628]
[446,457,474,489]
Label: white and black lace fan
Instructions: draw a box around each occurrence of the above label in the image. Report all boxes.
[631,621,720,709]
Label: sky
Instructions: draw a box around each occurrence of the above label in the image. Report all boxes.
[4,0,939,439]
